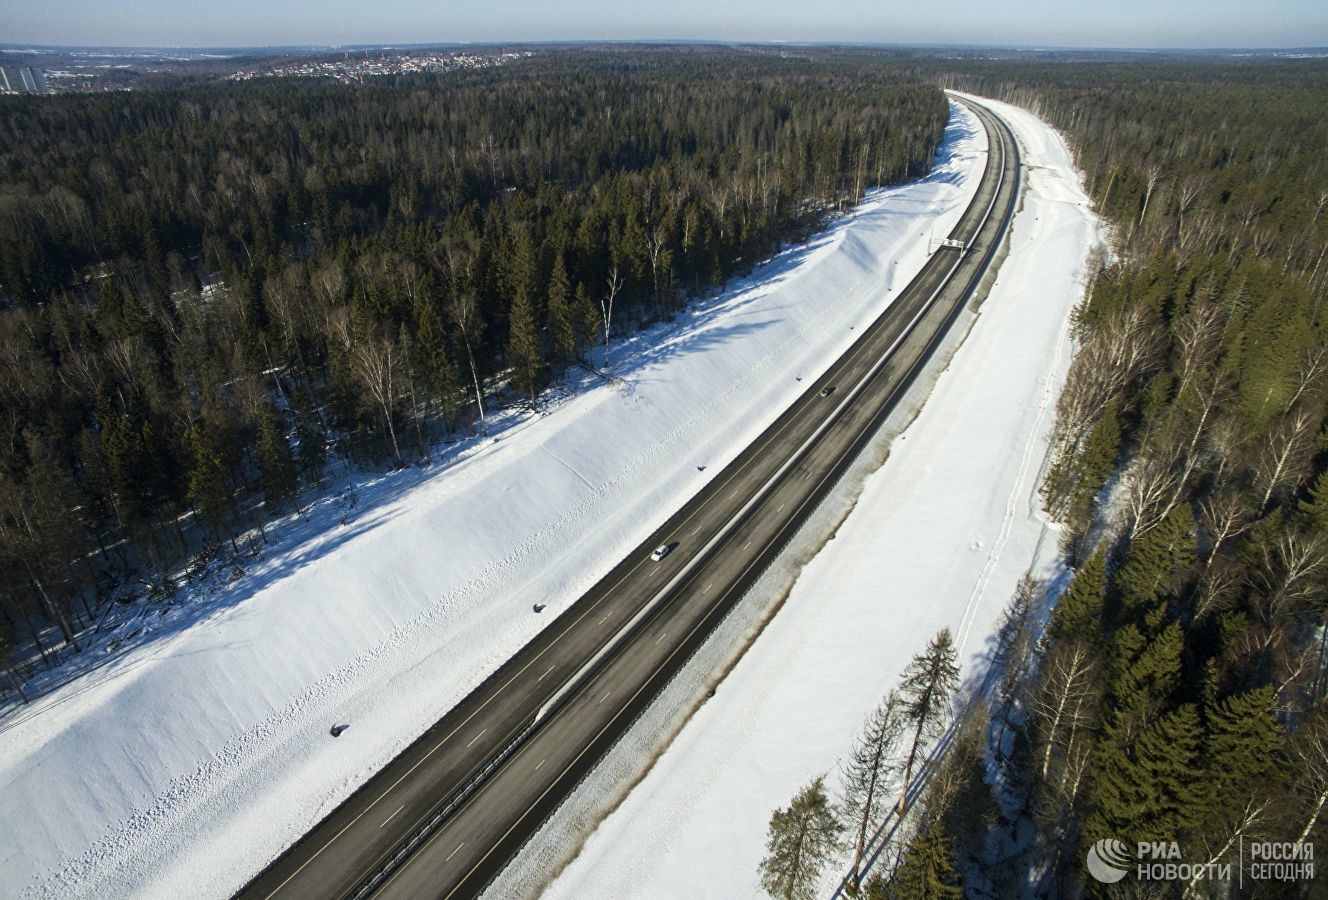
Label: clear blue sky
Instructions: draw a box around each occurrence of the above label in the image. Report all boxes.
[5,0,1326,50]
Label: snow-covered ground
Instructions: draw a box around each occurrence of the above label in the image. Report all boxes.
[0,105,991,898]
[531,95,1102,899]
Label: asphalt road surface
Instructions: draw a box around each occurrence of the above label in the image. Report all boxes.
[239,94,1020,900]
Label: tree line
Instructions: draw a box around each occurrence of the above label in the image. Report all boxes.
[0,48,949,687]
[759,629,965,899]
[842,57,1328,896]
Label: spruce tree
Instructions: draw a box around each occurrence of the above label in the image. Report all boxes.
[1204,686,1283,816]
[256,404,299,512]
[412,282,463,431]
[185,421,235,549]
[1296,468,1328,534]
[1087,704,1204,845]
[105,407,152,527]
[1105,621,1184,739]
[574,281,601,362]
[889,821,963,900]
[1068,400,1121,530]
[897,629,961,814]
[1114,504,1196,630]
[547,255,576,367]
[292,388,326,484]
[1048,549,1107,642]
[507,285,543,404]
[759,776,842,900]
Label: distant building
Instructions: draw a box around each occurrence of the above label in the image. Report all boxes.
[19,67,47,93]
[0,66,49,94]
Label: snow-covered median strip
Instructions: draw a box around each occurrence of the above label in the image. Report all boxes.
[528,95,1102,900]
[1,108,987,898]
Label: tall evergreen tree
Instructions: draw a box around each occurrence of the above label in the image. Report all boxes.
[292,388,327,485]
[1296,468,1328,534]
[507,284,543,403]
[759,776,842,900]
[1048,549,1108,642]
[1086,703,1205,846]
[185,421,236,550]
[256,404,299,512]
[1068,400,1122,531]
[1114,504,1196,630]
[1104,621,1184,740]
[574,281,600,362]
[842,691,905,891]
[889,821,963,900]
[547,255,576,367]
[1204,686,1284,815]
[896,629,961,814]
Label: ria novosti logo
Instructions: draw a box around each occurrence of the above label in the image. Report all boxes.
[1086,836,1314,887]
[1086,838,1132,883]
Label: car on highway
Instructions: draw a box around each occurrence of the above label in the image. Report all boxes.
[820,385,836,397]
[650,543,673,562]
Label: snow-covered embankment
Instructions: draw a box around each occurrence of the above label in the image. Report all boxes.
[527,95,1103,899]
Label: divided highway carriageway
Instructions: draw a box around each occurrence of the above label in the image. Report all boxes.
[239,93,1021,900]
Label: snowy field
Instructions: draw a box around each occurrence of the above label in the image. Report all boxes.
[0,105,991,897]
[530,95,1103,899]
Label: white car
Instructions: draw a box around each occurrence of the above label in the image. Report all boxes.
[650,543,673,562]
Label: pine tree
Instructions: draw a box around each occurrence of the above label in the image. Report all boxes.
[256,404,299,512]
[759,776,842,900]
[843,691,905,891]
[897,629,961,814]
[889,821,962,900]
[1048,549,1107,642]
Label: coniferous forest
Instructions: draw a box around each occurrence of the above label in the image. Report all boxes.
[0,49,947,677]
[759,58,1328,898]
[9,41,1328,896]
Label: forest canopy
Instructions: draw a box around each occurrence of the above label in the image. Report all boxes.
[0,48,949,671]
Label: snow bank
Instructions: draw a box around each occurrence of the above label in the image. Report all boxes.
[531,95,1102,900]
[0,107,988,898]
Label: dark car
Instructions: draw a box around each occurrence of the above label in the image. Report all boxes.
[820,385,836,397]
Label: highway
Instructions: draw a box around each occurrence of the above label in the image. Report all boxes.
[238,94,1020,900]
